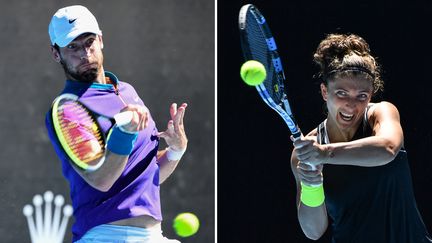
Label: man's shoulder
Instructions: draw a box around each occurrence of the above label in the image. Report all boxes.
[118,80,135,89]
[118,81,140,97]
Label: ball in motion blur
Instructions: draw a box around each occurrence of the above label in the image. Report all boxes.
[240,60,267,86]
[173,212,200,237]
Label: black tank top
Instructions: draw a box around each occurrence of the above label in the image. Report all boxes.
[317,105,432,243]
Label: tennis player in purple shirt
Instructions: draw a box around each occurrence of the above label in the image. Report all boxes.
[45,5,188,242]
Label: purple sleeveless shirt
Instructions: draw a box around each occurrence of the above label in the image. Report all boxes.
[45,72,162,241]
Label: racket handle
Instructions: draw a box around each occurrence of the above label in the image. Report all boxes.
[114,111,133,126]
[292,130,302,140]
[292,132,321,186]
[306,163,317,170]
[305,162,322,187]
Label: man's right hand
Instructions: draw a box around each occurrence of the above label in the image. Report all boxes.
[118,104,149,133]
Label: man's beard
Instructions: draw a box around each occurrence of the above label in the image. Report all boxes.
[60,60,100,83]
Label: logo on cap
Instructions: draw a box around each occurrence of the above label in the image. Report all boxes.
[68,18,77,24]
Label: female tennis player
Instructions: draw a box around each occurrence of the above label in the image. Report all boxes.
[290,33,431,242]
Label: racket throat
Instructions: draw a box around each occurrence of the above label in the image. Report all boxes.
[281,95,301,137]
[281,95,294,118]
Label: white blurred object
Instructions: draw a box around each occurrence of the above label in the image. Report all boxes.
[23,191,73,243]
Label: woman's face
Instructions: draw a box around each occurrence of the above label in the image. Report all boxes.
[321,76,374,131]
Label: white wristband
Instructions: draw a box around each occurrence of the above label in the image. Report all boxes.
[166,147,186,161]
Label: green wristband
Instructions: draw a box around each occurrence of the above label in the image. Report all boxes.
[300,182,325,207]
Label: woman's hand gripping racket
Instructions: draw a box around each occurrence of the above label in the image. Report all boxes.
[238,4,321,185]
[51,93,134,172]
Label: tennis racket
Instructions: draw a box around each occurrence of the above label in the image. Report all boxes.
[51,93,133,171]
[239,4,318,172]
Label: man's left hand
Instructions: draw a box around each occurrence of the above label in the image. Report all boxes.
[157,103,188,151]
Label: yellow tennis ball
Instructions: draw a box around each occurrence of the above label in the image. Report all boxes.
[173,212,200,237]
[240,60,267,86]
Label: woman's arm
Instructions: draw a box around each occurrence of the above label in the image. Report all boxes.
[294,102,403,167]
[291,130,328,240]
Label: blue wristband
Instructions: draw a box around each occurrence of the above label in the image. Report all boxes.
[107,126,138,155]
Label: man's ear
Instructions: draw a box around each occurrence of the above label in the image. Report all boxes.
[320,83,328,101]
[50,45,61,63]
[98,35,104,49]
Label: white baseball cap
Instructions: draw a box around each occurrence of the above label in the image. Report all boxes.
[48,5,102,47]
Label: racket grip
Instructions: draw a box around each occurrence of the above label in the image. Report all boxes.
[305,162,322,187]
[114,111,133,126]
[292,133,318,170]
[292,131,302,140]
[292,133,321,186]
[306,163,317,170]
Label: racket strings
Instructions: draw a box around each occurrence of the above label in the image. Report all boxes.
[57,101,105,164]
[243,9,284,104]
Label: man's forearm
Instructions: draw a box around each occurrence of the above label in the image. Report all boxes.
[78,151,129,192]
[157,149,182,184]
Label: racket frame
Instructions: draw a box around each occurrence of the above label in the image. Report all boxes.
[239,4,325,177]
[239,4,322,180]
[51,93,106,171]
[239,4,301,139]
